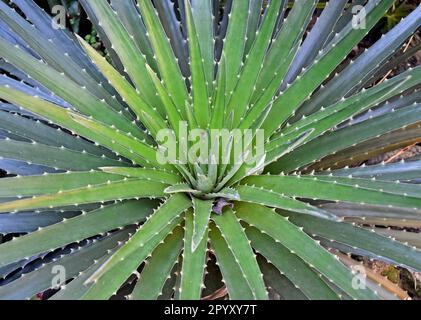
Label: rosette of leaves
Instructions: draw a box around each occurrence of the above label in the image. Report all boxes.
[0,0,420,300]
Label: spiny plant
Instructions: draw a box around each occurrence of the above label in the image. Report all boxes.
[0,0,420,300]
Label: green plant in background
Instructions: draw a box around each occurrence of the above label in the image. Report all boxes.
[0,0,420,300]
[84,28,111,63]
[84,28,99,49]
[382,1,415,31]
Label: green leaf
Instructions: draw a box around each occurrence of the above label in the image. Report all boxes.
[100,167,182,185]
[165,183,199,195]
[0,179,167,213]
[243,0,264,56]
[262,0,396,135]
[191,198,213,252]
[77,36,167,136]
[246,225,340,300]
[323,160,421,182]
[210,54,227,129]
[0,139,121,171]
[225,129,312,186]
[0,229,131,300]
[235,202,379,299]
[191,0,214,95]
[154,0,189,77]
[286,212,421,271]
[209,223,254,300]
[311,175,421,198]
[299,5,421,117]
[364,43,421,89]
[130,226,184,300]
[0,37,142,139]
[241,0,317,130]
[79,0,162,110]
[144,64,184,135]
[109,0,158,72]
[277,96,418,173]
[212,208,268,299]
[221,0,249,95]
[184,0,210,128]
[159,263,180,300]
[0,211,79,234]
[0,1,128,116]
[70,113,162,167]
[0,171,122,198]
[81,194,191,300]
[268,66,421,150]
[0,110,115,159]
[236,185,338,220]
[226,0,283,126]
[50,250,116,300]
[173,255,183,300]
[179,210,208,300]
[243,175,421,210]
[307,124,421,172]
[257,257,308,300]
[206,188,240,201]
[0,200,156,268]
[282,0,348,86]
[371,228,421,249]
[0,87,155,167]
[137,0,189,113]
[319,203,421,227]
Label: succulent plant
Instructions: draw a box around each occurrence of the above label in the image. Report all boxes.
[0,0,420,300]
